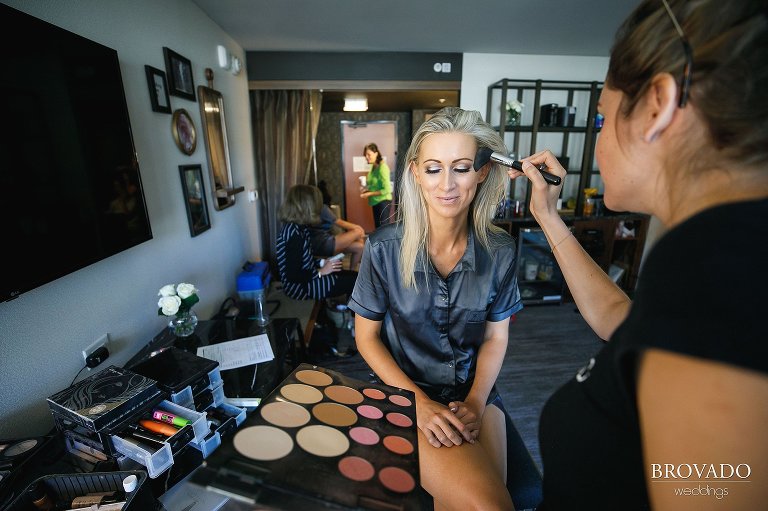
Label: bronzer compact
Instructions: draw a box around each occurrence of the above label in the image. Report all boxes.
[193,363,421,510]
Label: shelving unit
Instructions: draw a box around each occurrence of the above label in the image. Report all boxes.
[486,79,603,216]
[515,228,567,304]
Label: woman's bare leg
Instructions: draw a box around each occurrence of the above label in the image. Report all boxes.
[422,404,512,511]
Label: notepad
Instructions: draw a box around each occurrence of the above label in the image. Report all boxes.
[196,334,274,371]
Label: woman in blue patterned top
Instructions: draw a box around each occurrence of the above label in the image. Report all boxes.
[276,184,357,302]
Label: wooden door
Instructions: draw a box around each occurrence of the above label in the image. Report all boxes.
[341,121,397,233]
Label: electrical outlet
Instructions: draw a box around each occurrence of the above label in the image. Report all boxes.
[82,333,110,365]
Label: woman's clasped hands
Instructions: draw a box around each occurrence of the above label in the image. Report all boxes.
[416,396,484,448]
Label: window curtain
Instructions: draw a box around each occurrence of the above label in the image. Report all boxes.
[250,90,323,262]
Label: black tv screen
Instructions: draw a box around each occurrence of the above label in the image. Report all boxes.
[1,4,153,302]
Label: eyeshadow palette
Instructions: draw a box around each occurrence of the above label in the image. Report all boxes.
[194,363,421,510]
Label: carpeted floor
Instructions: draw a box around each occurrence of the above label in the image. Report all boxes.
[315,302,604,472]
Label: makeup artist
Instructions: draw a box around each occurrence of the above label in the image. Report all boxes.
[350,107,530,510]
[505,0,768,508]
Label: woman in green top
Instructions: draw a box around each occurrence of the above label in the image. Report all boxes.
[361,142,393,228]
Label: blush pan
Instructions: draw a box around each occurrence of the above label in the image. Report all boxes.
[357,404,383,420]
[362,388,386,400]
[388,394,412,407]
[386,412,414,428]
[339,456,375,482]
[349,426,380,446]
[383,435,414,455]
[379,466,416,493]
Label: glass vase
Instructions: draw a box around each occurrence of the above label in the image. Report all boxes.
[506,110,520,127]
[169,308,198,337]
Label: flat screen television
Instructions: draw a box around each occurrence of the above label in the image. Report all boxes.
[1,4,153,303]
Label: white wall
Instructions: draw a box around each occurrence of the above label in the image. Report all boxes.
[460,53,610,115]
[0,0,261,437]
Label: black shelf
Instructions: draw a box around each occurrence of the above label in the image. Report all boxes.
[487,78,604,217]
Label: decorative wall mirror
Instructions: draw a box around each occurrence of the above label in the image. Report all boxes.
[197,69,243,210]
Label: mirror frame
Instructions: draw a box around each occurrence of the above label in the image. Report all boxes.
[197,85,238,210]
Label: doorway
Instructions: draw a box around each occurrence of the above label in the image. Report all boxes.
[340,120,397,233]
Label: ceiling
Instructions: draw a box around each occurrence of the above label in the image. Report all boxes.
[191,0,639,112]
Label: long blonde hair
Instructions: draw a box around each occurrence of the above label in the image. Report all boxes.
[398,107,507,289]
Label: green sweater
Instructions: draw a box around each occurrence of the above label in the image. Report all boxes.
[366,161,392,206]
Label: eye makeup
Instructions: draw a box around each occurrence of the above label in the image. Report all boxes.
[196,363,420,510]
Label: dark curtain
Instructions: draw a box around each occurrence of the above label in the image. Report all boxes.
[250,90,322,263]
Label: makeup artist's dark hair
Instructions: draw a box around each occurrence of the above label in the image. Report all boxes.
[363,143,383,165]
[607,0,768,166]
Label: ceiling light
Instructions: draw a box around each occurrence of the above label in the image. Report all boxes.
[438,98,446,103]
[343,98,368,111]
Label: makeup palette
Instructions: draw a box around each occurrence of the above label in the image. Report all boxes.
[194,363,421,510]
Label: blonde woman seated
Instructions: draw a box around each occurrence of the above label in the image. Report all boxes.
[349,107,527,510]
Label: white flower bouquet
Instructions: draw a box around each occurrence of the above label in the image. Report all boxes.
[505,99,524,125]
[157,282,199,316]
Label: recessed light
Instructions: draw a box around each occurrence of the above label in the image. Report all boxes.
[343,98,368,111]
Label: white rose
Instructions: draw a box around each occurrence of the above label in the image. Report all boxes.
[158,295,182,315]
[176,283,197,299]
[158,284,176,297]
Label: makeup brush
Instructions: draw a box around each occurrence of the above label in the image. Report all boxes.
[473,147,561,186]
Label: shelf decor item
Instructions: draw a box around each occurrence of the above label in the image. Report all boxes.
[157,283,200,337]
[506,99,524,126]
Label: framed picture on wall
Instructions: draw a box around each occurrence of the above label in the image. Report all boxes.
[144,65,172,113]
[163,47,196,101]
[172,109,197,155]
[179,164,211,237]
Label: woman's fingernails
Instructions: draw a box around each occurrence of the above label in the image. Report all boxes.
[450,406,458,413]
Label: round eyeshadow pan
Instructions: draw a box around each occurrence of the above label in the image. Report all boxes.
[362,388,386,400]
[379,466,416,493]
[356,404,383,420]
[349,426,380,445]
[324,385,364,405]
[260,401,311,428]
[338,456,375,482]
[233,426,293,461]
[312,402,358,427]
[383,435,414,455]
[388,394,412,407]
[295,369,333,387]
[385,412,413,428]
[296,425,349,457]
[280,383,323,404]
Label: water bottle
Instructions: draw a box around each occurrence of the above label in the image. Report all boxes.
[253,288,269,326]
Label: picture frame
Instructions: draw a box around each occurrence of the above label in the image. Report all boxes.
[179,164,211,237]
[172,108,197,155]
[163,47,196,101]
[144,65,172,114]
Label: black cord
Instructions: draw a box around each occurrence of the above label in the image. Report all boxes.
[70,365,88,386]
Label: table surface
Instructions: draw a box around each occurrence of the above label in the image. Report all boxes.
[126,316,303,403]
